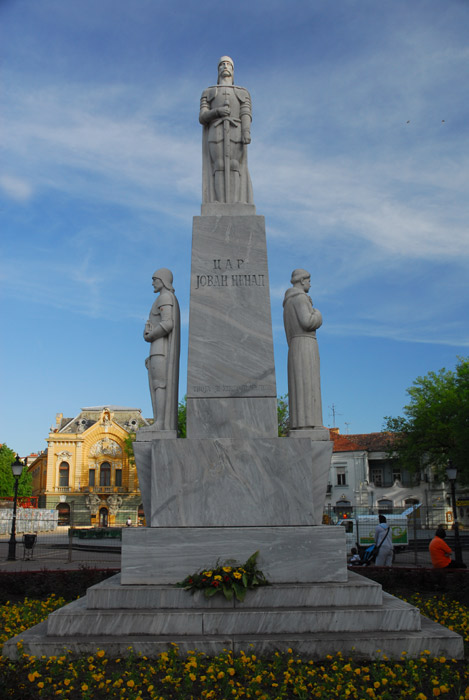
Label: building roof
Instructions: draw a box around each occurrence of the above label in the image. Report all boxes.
[53,406,150,435]
[330,428,398,453]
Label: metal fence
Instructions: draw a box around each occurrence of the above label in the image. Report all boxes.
[0,523,123,571]
[327,505,467,567]
[0,505,466,571]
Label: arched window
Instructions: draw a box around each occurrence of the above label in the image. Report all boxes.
[334,500,352,520]
[404,498,419,506]
[59,461,69,487]
[56,502,70,525]
[378,499,393,514]
[100,462,111,486]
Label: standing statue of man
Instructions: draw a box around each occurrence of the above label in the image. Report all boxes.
[199,56,254,205]
[143,268,180,431]
[283,269,324,430]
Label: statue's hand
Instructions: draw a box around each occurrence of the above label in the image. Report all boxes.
[218,105,230,118]
[242,132,251,144]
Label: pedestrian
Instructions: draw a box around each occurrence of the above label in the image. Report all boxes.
[374,514,393,566]
[126,517,132,527]
[429,526,459,569]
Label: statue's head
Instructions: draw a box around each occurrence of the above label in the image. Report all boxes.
[218,56,234,84]
[290,268,311,291]
[152,268,174,292]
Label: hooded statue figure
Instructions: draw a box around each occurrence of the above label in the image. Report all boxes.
[199,56,254,205]
[283,269,323,430]
[143,268,180,431]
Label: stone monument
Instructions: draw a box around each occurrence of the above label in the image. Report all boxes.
[4,58,463,661]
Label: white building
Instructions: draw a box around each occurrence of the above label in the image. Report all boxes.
[324,429,462,530]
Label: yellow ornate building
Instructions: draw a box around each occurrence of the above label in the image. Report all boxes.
[28,406,151,526]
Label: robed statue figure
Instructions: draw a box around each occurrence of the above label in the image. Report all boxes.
[143,268,180,431]
[283,269,324,431]
[199,56,254,205]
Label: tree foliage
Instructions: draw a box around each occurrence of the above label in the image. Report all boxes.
[0,444,32,497]
[177,396,187,438]
[277,394,289,436]
[384,357,469,483]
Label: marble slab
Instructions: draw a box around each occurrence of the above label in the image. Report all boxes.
[149,437,330,527]
[187,216,276,405]
[86,572,383,610]
[4,616,463,661]
[120,525,347,585]
[45,592,420,638]
[201,203,256,216]
[187,397,278,439]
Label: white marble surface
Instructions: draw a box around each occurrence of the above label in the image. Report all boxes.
[45,592,420,638]
[4,615,463,661]
[121,525,347,585]
[187,216,276,406]
[201,203,256,216]
[149,437,325,527]
[187,397,278,439]
[86,572,383,610]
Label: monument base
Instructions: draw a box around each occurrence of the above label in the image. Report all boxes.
[3,571,463,661]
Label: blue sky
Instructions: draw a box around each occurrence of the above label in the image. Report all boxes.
[1,0,468,457]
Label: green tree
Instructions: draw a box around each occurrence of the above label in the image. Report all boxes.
[0,444,32,497]
[384,357,469,484]
[177,396,187,438]
[277,394,289,436]
[123,433,136,467]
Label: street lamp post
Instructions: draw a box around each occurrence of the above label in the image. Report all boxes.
[7,455,24,561]
[446,461,464,567]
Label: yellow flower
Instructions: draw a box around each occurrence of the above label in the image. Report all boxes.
[127,680,135,688]
[81,684,89,691]
[203,571,213,577]
[97,649,105,658]
[214,575,223,581]
[233,572,242,579]
[223,567,232,572]
[189,673,196,682]
[433,690,441,697]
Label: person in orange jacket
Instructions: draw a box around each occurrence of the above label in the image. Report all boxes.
[429,526,459,568]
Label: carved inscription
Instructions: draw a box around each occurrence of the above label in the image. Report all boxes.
[193,383,273,394]
[194,258,266,290]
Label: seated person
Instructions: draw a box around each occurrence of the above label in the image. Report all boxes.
[429,526,459,569]
[348,547,361,566]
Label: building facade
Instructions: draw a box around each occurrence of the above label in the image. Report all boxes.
[28,406,150,527]
[324,429,465,530]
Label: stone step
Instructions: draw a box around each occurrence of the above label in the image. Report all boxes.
[3,615,463,661]
[47,592,420,637]
[86,572,383,609]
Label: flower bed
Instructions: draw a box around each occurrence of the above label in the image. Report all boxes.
[0,592,469,698]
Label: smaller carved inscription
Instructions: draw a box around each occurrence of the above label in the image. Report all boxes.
[213,259,245,270]
[192,383,273,394]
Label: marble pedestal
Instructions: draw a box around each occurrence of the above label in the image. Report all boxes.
[4,570,463,660]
